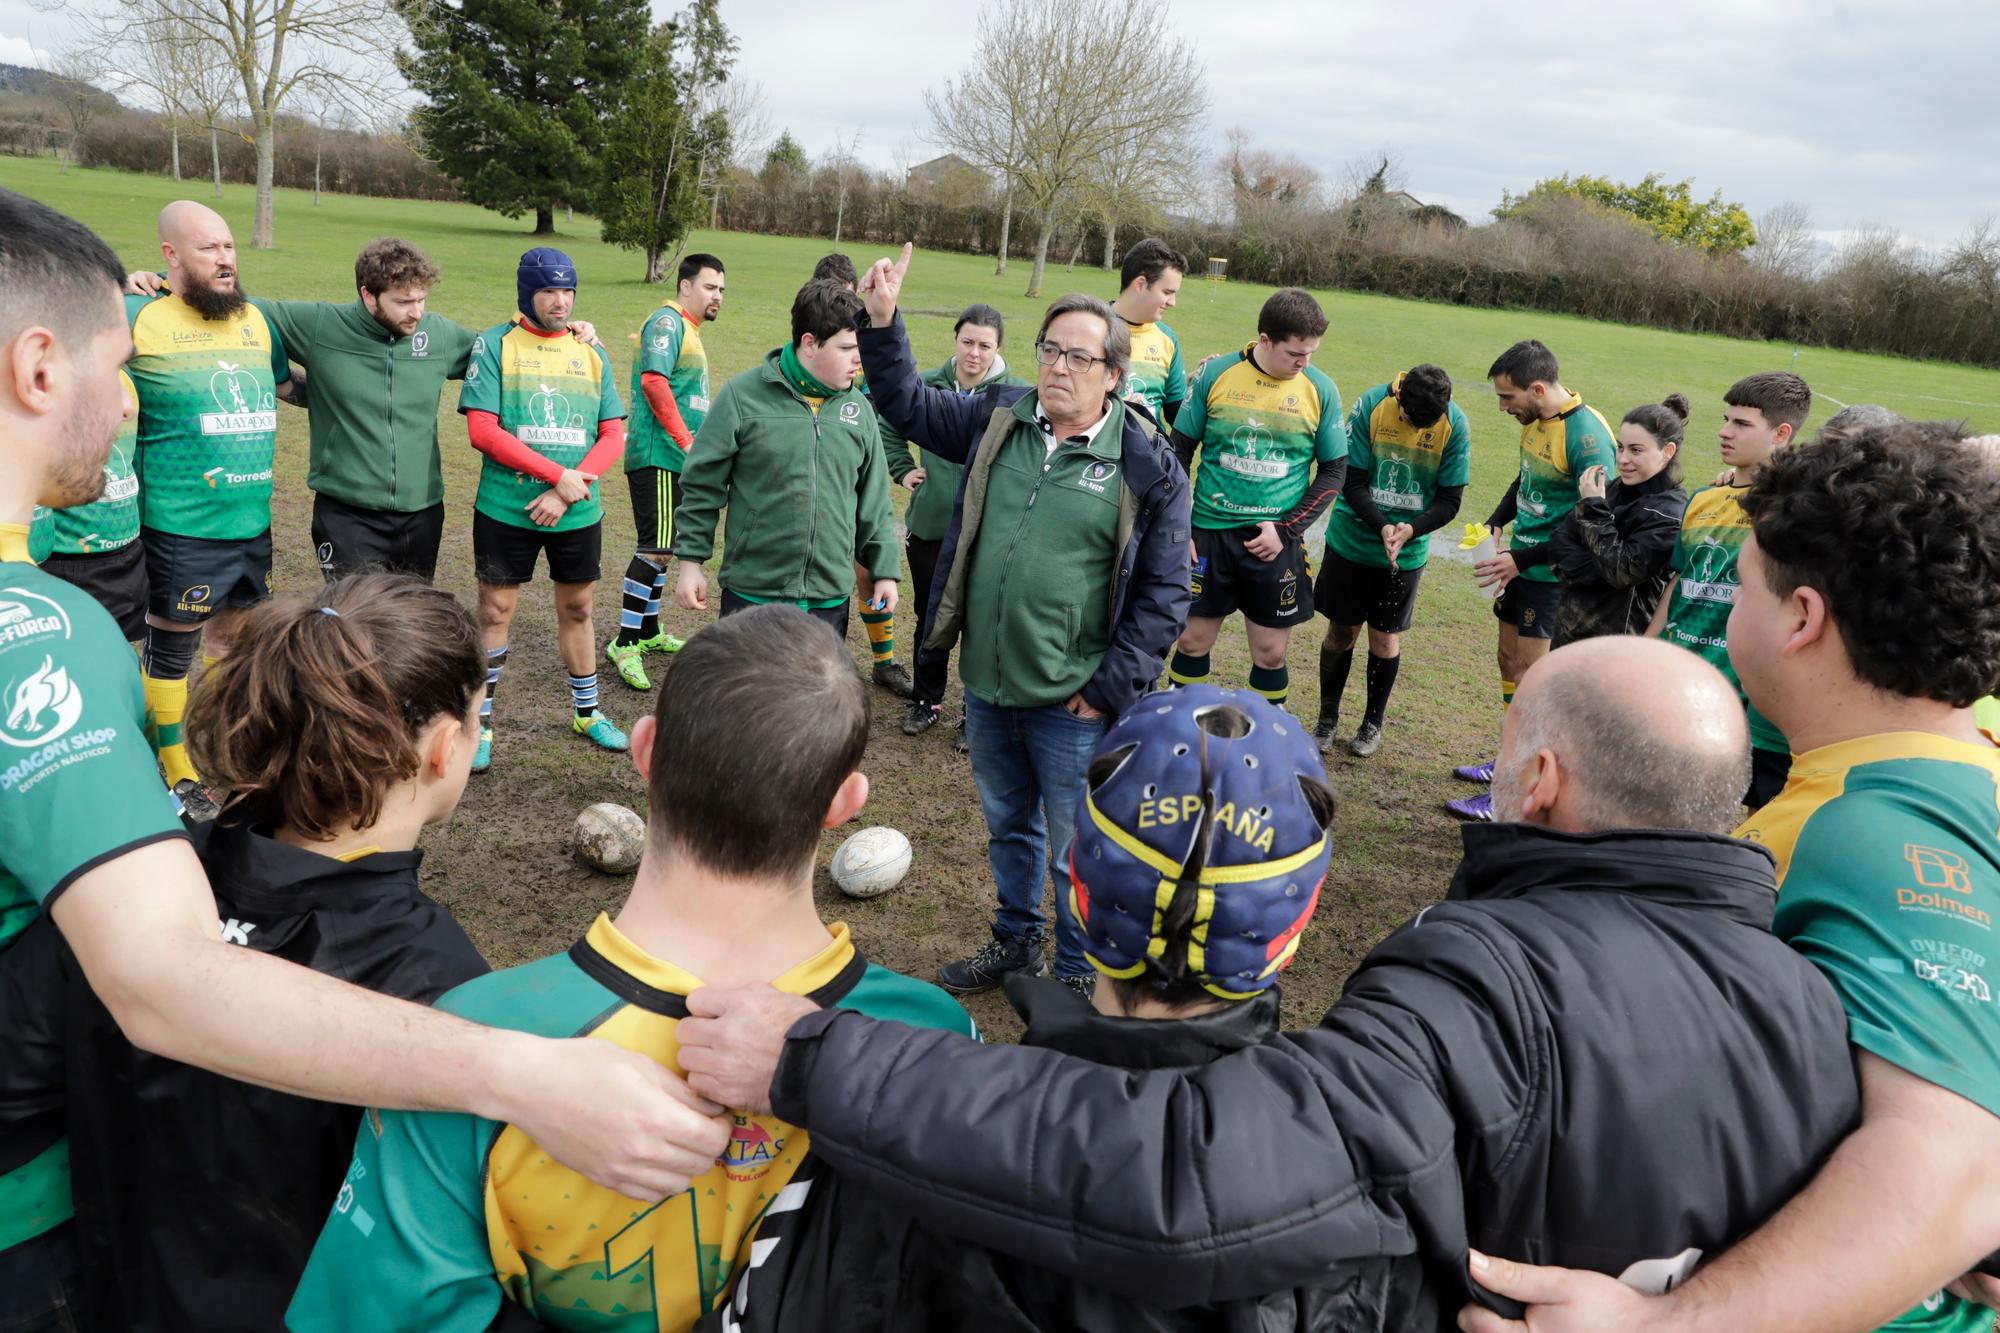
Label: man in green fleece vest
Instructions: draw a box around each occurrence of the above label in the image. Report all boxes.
[881,302,1026,740]
[671,280,898,639]
[852,245,1193,1000]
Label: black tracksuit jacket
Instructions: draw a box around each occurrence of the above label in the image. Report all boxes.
[758,824,1862,1324]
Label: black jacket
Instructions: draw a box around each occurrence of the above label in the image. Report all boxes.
[1542,471,1688,644]
[859,313,1192,716]
[763,825,1860,1323]
[0,823,488,1333]
[700,978,1436,1333]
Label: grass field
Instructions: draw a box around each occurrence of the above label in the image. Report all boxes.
[12,158,2000,1039]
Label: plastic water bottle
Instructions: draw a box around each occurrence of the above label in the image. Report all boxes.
[1460,523,1503,599]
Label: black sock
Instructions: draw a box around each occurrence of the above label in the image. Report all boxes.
[1318,646,1354,725]
[1364,652,1401,726]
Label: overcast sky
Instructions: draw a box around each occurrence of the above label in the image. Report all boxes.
[8,0,1996,250]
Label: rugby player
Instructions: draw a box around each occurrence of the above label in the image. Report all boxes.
[26,369,145,645]
[1314,364,1470,755]
[1165,288,1345,709]
[462,248,630,772]
[1110,237,1188,428]
[604,251,725,691]
[1448,339,1615,821]
[287,607,972,1332]
[127,201,300,794]
[1644,372,1811,809]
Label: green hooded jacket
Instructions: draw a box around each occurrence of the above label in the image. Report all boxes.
[880,356,1027,543]
[673,349,898,604]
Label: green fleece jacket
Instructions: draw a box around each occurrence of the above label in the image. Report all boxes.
[673,349,898,603]
[880,356,1027,543]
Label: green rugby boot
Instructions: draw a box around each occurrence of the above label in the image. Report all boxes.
[472,727,493,774]
[573,713,630,752]
[605,639,652,691]
[638,631,685,655]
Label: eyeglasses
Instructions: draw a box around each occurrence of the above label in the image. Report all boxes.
[1035,340,1107,374]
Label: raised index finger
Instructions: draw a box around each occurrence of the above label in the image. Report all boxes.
[891,241,913,278]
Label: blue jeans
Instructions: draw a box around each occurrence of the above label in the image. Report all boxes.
[962,695,1108,979]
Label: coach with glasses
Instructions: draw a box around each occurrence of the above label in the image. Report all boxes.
[856,244,1192,999]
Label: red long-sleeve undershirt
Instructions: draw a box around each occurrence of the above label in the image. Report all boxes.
[641,371,695,452]
[467,410,627,483]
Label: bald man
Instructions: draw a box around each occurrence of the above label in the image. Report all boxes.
[674,635,1860,1325]
[126,201,302,794]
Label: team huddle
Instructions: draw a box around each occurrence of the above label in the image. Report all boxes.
[3,182,2000,1333]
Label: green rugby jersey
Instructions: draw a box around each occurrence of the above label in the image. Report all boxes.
[29,369,141,561]
[1658,485,1786,753]
[628,302,711,473]
[1507,393,1615,583]
[462,319,625,533]
[1119,317,1185,425]
[1324,377,1472,570]
[125,293,290,541]
[0,526,187,1249]
[288,915,973,1332]
[1738,730,2000,1333]
[1177,348,1344,530]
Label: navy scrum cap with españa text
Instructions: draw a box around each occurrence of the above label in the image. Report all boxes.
[1070,684,1334,1000]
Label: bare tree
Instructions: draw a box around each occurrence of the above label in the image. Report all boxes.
[47,43,114,172]
[929,0,1206,297]
[104,0,393,247]
[827,127,863,248]
[924,1,1032,277]
[1752,200,1819,278]
[1082,63,1206,270]
[290,74,344,206]
[114,14,203,180]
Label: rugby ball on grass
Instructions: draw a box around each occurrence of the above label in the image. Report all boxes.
[575,802,646,875]
[831,827,912,899]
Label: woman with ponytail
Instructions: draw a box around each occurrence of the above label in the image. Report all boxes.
[36,573,492,1330]
[1546,394,1692,645]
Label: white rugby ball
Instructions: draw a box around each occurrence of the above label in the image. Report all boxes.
[574,802,646,875]
[831,826,912,899]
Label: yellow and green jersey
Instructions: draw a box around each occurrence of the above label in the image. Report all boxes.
[29,370,142,561]
[125,293,290,541]
[1737,730,2000,1333]
[1177,348,1344,530]
[462,319,625,533]
[1508,393,1615,583]
[287,914,974,1333]
[628,302,710,473]
[1324,377,1472,570]
[0,527,187,1249]
[1658,485,1786,753]
[1119,317,1185,425]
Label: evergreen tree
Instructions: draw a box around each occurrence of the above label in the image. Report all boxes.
[597,22,729,282]
[395,0,647,235]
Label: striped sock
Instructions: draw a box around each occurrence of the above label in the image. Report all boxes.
[1501,678,1517,712]
[568,672,600,719]
[1249,663,1289,707]
[615,556,662,647]
[142,672,196,786]
[482,645,507,727]
[1167,650,1211,687]
[862,610,894,664]
[645,566,666,639]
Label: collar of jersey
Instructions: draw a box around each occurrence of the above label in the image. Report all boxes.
[673,301,702,329]
[1790,728,2000,777]
[0,523,28,563]
[580,912,860,1001]
[513,315,569,340]
[1548,391,1585,420]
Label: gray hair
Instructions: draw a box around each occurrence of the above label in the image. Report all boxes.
[1820,404,1900,441]
[1506,666,1749,834]
[1036,293,1129,384]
